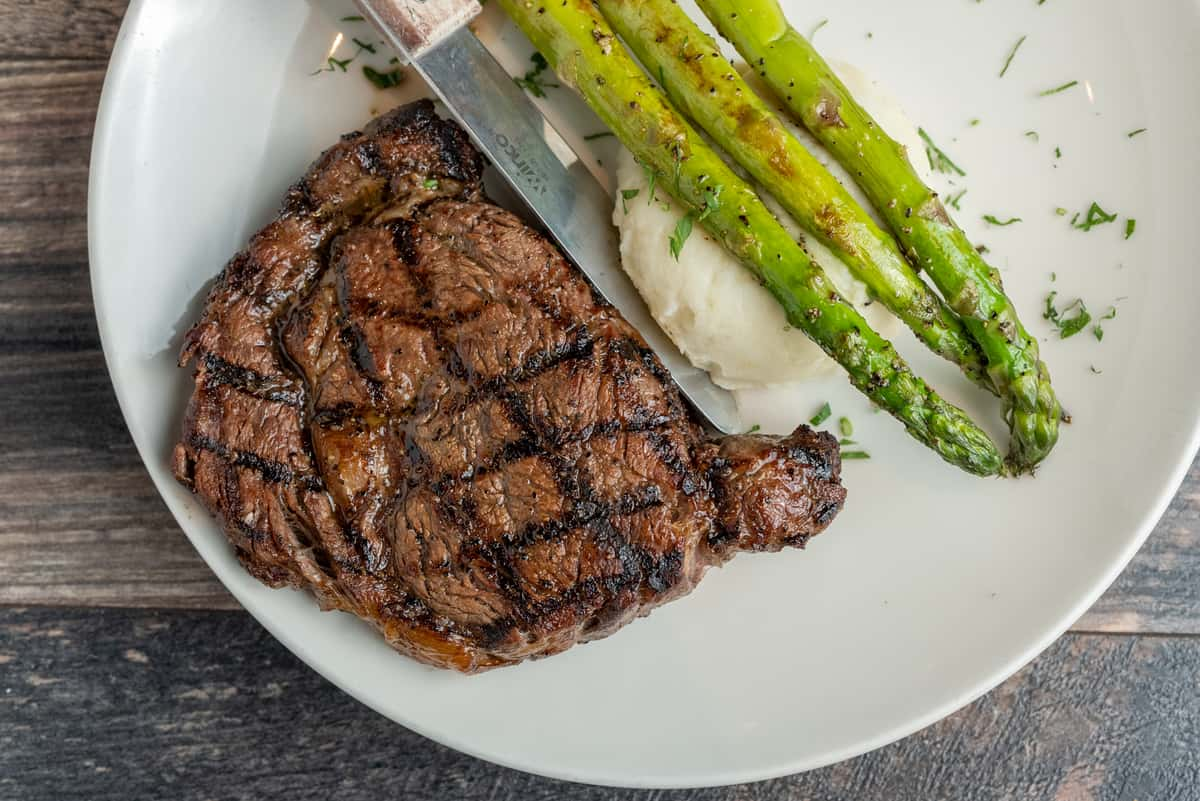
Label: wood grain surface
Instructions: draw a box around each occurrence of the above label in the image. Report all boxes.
[2,607,1198,801]
[1,0,1198,797]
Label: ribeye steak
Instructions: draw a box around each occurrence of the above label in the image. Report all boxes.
[172,101,846,672]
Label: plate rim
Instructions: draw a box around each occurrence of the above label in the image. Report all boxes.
[87,0,1200,788]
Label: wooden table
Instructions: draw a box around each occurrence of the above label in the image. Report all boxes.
[2,2,1198,798]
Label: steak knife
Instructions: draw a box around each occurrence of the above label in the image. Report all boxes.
[353,0,742,434]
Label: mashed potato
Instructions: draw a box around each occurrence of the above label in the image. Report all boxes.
[613,63,927,390]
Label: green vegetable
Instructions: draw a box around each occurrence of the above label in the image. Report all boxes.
[619,188,640,214]
[641,162,657,205]
[1124,219,1137,239]
[363,65,404,89]
[668,212,694,260]
[694,0,1060,472]
[839,416,854,437]
[918,128,967,176]
[497,0,1002,475]
[422,178,439,190]
[513,52,559,97]
[983,215,1022,226]
[999,35,1027,77]
[1039,80,1079,96]
[1044,292,1091,339]
[1093,306,1117,341]
[809,402,832,427]
[668,184,722,259]
[1127,128,1148,138]
[594,0,991,390]
[1071,202,1118,231]
[842,451,871,460]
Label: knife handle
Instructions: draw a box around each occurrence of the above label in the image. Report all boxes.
[355,0,482,60]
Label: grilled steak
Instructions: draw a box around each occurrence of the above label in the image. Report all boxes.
[172,100,846,672]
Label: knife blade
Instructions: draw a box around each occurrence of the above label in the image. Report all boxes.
[353,0,741,434]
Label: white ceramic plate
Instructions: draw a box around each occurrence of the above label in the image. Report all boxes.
[89,0,1200,788]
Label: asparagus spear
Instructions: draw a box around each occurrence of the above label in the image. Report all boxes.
[693,0,1060,473]
[496,0,1001,476]
[594,0,991,392]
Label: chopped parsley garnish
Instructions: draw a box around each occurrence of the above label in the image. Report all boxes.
[947,189,967,210]
[1071,202,1118,231]
[620,188,640,214]
[1055,207,1067,216]
[1090,365,1103,374]
[641,162,658,205]
[668,213,694,260]
[1054,146,1062,159]
[1093,306,1117,341]
[671,145,686,193]
[312,33,399,86]
[363,65,404,89]
[1044,292,1091,339]
[983,215,1022,226]
[422,178,439,190]
[1024,131,1040,142]
[667,186,722,260]
[918,128,966,176]
[1124,218,1137,239]
[747,424,762,434]
[583,131,614,141]
[838,417,854,437]
[1039,80,1079,97]
[842,451,871,460]
[1127,128,1148,138]
[318,56,353,73]
[341,15,364,22]
[809,18,829,38]
[809,402,832,426]
[999,35,1027,77]
[839,438,857,446]
[698,185,722,219]
[513,52,559,98]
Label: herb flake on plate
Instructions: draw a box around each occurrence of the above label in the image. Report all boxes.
[809,402,832,426]
[918,128,966,176]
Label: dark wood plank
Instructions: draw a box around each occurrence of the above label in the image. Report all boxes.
[1,606,1197,800]
[0,0,127,61]
[0,350,234,609]
[1078,457,1200,633]
[0,60,103,270]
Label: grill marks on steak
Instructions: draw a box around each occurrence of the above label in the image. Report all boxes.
[172,100,847,672]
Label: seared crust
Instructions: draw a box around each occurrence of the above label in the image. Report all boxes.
[172,101,845,672]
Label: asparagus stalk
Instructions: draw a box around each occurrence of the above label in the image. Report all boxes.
[693,0,1060,473]
[594,0,991,393]
[496,0,1001,476]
